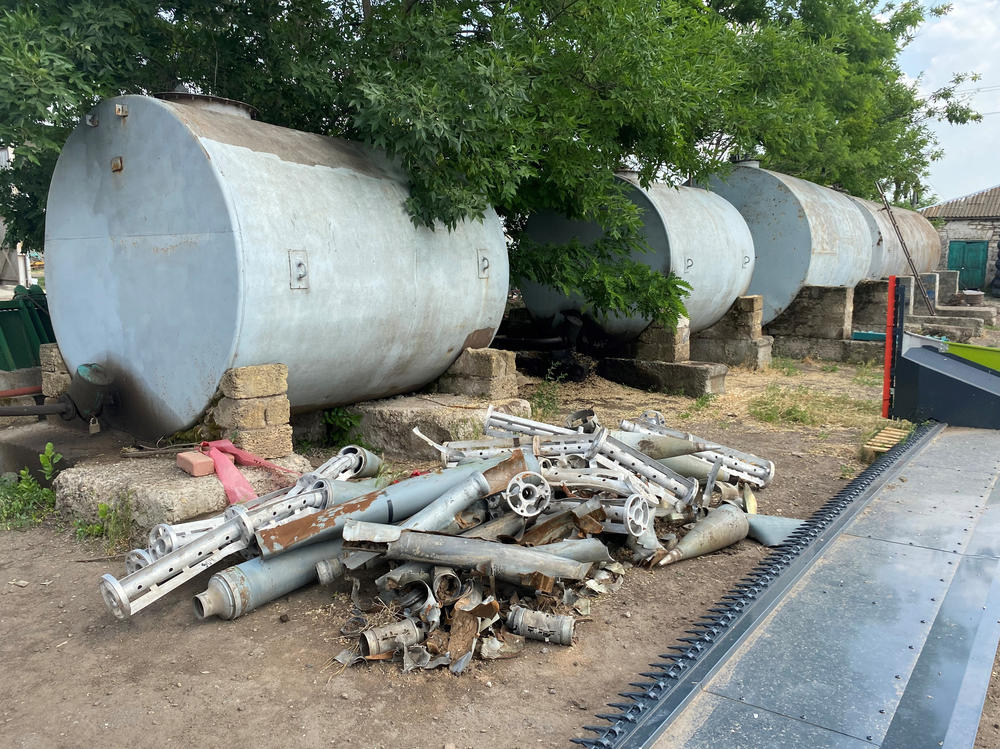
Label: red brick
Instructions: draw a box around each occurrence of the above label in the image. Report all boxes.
[176,451,235,477]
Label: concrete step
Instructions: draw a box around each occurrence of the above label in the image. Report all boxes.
[934,305,998,324]
[907,313,983,333]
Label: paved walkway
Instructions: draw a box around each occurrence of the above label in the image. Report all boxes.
[652,426,1000,748]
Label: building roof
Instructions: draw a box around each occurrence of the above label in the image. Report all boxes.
[921,183,1000,219]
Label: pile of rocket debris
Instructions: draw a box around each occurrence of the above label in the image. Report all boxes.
[98,408,791,674]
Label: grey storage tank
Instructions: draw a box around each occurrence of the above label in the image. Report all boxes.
[707,163,872,324]
[519,176,754,337]
[44,94,509,437]
[848,196,941,279]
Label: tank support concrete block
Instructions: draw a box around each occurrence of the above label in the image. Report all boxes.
[42,370,72,398]
[690,335,772,370]
[771,337,882,364]
[212,394,290,430]
[764,286,854,340]
[896,276,916,316]
[919,272,940,307]
[219,364,288,400]
[434,348,517,400]
[937,270,960,302]
[693,296,763,341]
[39,344,69,374]
[225,424,294,459]
[596,358,727,397]
[627,317,690,363]
[352,395,532,460]
[852,280,890,332]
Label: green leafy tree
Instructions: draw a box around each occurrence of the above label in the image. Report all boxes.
[0,0,980,327]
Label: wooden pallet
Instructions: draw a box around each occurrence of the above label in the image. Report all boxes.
[861,426,911,463]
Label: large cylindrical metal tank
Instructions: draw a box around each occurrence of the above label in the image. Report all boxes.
[849,196,941,279]
[519,177,754,336]
[44,94,509,437]
[706,163,872,324]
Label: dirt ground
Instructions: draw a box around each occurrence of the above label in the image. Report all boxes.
[1,359,997,748]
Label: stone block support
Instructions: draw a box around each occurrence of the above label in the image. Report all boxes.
[852,280,890,333]
[597,358,727,397]
[765,286,853,340]
[434,347,518,400]
[625,317,690,363]
[212,364,292,457]
[690,296,771,370]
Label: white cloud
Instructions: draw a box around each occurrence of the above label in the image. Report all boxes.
[898,0,1000,201]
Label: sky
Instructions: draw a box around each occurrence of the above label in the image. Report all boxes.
[898,0,1000,203]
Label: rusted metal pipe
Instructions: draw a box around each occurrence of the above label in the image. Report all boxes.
[342,520,592,584]
[532,538,613,563]
[341,471,492,572]
[255,451,540,557]
[620,415,775,487]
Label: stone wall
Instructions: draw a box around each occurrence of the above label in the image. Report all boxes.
[935,217,1000,288]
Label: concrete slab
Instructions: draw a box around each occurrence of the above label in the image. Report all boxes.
[907,314,983,333]
[351,394,531,460]
[690,336,772,370]
[596,358,727,397]
[771,337,882,363]
[54,451,312,527]
[933,305,998,324]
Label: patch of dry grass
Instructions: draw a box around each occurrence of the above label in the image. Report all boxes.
[748,383,879,428]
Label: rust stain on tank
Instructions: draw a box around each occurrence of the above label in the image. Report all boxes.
[462,327,495,350]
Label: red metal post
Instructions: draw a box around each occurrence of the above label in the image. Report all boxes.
[882,275,896,418]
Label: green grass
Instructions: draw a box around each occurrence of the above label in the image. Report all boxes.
[74,497,135,552]
[771,356,802,376]
[0,443,62,529]
[852,360,883,387]
[678,393,716,419]
[0,469,56,529]
[821,363,840,373]
[529,367,564,423]
[748,384,880,428]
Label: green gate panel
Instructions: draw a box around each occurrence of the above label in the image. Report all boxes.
[948,240,988,289]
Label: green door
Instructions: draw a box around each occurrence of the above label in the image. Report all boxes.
[948,240,989,289]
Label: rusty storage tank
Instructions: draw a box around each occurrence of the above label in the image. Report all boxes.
[706,163,872,324]
[44,94,509,437]
[519,177,755,337]
[848,196,942,279]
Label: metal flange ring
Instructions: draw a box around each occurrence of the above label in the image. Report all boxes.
[125,548,155,575]
[623,493,652,537]
[148,524,179,558]
[504,471,552,518]
[98,574,132,620]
